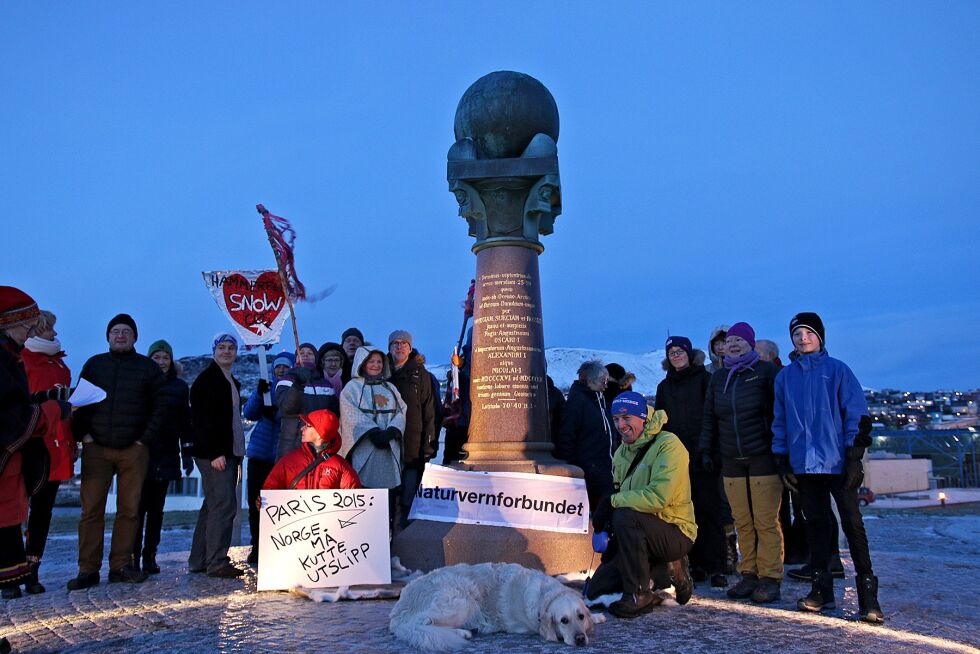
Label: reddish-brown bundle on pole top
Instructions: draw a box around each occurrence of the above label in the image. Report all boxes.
[256,204,307,301]
[256,203,305,353]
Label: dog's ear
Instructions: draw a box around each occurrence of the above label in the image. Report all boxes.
[537,594,560,641]
[538,612,559,642]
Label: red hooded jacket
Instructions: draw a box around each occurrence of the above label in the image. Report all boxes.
[21,346,74,481]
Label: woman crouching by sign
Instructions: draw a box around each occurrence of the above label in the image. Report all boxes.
[338,347,407,535]
[263,410,361,491]
[586,392,697,620]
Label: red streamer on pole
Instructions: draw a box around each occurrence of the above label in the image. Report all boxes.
[256,204,307,301]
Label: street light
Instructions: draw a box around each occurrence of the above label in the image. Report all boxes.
[938,491,947,507]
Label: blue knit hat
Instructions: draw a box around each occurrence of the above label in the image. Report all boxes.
[610,391,648,420]
[272,351,295,369]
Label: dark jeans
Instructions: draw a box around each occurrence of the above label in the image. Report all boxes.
[797,474,873,576]
[189,457,240,573]
[779,487,808,563]
[689,468,727,575]
[134,478,170,557]
[442,425,468,465]
[393,467,421,532]
[78,442,149,572]
[247,458,275,548]
[592,508,693,595]
[25,480,61,559]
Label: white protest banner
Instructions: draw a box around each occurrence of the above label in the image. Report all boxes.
[202,270,290,346]
[409,464,589,534]
[257,489,391,591]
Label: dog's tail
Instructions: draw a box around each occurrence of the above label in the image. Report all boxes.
[390,617,471,652]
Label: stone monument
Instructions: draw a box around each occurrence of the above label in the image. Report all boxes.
[392,71,593,574]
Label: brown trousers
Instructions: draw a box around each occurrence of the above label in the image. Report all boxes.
[78,442,148,572]
[723,474,784,580]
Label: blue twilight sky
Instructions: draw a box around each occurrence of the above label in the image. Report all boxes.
[2,2,978,390]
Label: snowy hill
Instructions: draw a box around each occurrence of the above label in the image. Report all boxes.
[178,347,669,400]
[429,347,669,397]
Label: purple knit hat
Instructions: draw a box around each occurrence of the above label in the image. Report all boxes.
[726,322,756,349]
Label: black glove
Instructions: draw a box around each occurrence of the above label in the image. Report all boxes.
[700,451,716,474]
[774,454,798,493]
[843,447,865,490]
[55,400,72,420]
[591,494,614,533]
[257,379,271,395]
[287,366,312,385]
[382,426,402,442]
[367,428,390,449]
[181,446,194,476]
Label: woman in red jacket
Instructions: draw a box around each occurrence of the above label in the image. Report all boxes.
[263,409,361,491]
[18,309,73,595]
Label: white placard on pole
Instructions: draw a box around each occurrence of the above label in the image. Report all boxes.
[409,464,589,534]
[257,489,391,590]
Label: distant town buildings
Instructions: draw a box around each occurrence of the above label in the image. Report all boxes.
[866,389,978,431]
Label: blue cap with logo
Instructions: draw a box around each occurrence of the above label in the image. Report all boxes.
[610,391,648,420]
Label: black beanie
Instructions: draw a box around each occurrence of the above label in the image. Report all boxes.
[341,327,364,343]
[106,313,138,341]
[789,312,825,345]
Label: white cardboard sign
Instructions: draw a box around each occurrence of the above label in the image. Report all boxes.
[408,464,589,534]
[257,489,391,590]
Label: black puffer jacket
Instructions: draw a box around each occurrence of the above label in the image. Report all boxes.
[147,370,192,480]
[191,361,241,461]
[655,361,711,458]
[72,350,166,449]
[554,380,616,474]
[387,351,436,469]
[698,360,778,460]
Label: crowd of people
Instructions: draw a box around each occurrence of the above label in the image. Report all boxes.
[1,283,883,643]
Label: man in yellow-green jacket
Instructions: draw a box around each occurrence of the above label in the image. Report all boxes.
[588,391,697,619]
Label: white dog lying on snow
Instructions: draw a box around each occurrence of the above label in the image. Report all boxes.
[389,562,604,651]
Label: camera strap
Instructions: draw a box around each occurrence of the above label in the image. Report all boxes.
[288,444,333,489]
[614,435,658,492]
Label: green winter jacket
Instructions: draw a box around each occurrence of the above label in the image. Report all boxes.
[610,407,697,543]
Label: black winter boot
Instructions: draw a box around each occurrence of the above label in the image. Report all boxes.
[24,561,45,594]
[750,577,781,603]
[142,552,160,575]
[727,573,758,599]
[856,574,884,623]
[798,569,836,612]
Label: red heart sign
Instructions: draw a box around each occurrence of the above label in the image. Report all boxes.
[221,272,287,337]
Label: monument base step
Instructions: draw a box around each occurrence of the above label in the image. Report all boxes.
[391,520,595,576]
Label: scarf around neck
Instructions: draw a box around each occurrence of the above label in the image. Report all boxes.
[25,336,62,356]
[722,350,760,393]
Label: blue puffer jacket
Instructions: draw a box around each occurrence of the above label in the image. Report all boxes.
[243,390,280,463]
[772,350,869,475]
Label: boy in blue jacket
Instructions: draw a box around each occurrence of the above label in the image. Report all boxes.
[772,312,884,623]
